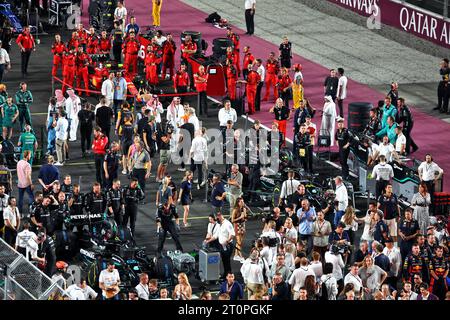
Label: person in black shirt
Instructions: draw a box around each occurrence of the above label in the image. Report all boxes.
[335,118,351,180]
[111,20,124,63]
[103,141,121,190]
[398,208,420,260]
[377,184,400,243]
[95,97,114,141]
[39,229,57,277]
[291,184,306,212]
[296,124,312,173]
[49,182,61,202]
[84,182,107,217]
[123,178,145,235]
[396,98,418,154]
[51,192,69,233]
[435,58,450,113]
[284,204,299,227]
[29,192,44,232]
[61,175,74,201]
[353,240,370,267]
[68,184,85,230]
[78,102,95,157]
[269,98,289,147]
[278,36,292,69]
[178,119,195,171]
[143,116,157,157]
[156,131,172,182]
[137,108,150,137]
[363,108,381,139]
[156,201,183,256]
[107,179,125,225]
[323,69,339,101]
[271,273,290,300]
[387,82,399,109]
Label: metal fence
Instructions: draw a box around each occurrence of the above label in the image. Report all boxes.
[0,238,65,300]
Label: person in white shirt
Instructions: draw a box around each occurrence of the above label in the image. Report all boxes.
[325,246,345,290]
[101,72,115,107]
[15,220,36,256]
[333,176,348,227]
[400,281,418,300]
[418,154,444,211]
[218,100,237,129]
[135,273,150,300]
[65,89,82,141]
[320,262,338,300]
[154,30,167,47]
[167,97,185,130]
[309,251,323,281]
[376,135,397,163]
[190,129,208,188]
[0,40,11,82]
[215,212,235,278]
[244,0,256,35]
[371,155,394,200]
[282,217,298,246]
[279,169,300,206]
[336,68,347,118]
[288,257,315,299]
[55,110,69,166]
[382,239,402,287]
[344,264,363,298]
[99,261,121,300]
[255,59,265,111]
[320,95,337,146]
[240,248,268,298]
[114,1,127,32]
[188,108,200,131]
[26,230,46,264]
[3,197,20,246]
[146,95,164,124]
[66,278,98,300]
[204,214,220,250]
[394,126,407,155]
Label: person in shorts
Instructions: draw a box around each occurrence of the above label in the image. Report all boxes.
[377,184,400,243]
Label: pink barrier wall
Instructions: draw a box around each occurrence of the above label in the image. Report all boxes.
[328,0,450,49]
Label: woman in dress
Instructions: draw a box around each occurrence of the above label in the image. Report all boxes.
[411,182,431,234]
[355,207,377,247]
[231,197,247,263]
[178,170,193,227]
[173,273,192,300]
[320,95,337,146]
[340,206,358,245]
[358,255,387,298]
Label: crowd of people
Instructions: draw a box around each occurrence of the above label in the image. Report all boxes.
[0,0,448,302]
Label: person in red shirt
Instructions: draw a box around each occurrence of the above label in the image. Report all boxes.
[51,34,66,77]
[226,46,239,74]
[180,35,197,64]
[241,64,260,115]
[194,65,209,116]
[16,26,35,76]
[76,23,88,51]
[122,31,140,76]
[75,46,91,96]
[144,45,162,90]
[277,67,292,108]
[86,27,99,54]
[98,30,112,56]
[173,64,189,94]
[263,52,280,101]
[92,126,109,186]
[227,27,240,76]
[225,58,238,101]
[62,49,76,94]
[67,31,80,51]
[242,46,255,80]
[162,33,176,80]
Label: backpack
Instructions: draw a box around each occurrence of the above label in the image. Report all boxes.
[154,255,175,284]
[320,277,330,301]
[205,12,221,23]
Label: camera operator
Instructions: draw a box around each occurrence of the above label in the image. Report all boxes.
[328,222,351,264]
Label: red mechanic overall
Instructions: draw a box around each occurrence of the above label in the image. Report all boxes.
[226,64,238,101]
[228,32,240,75]
[246,70,260,115]
[51,40,66,76]
[162,39,176,79]
[242,50,255,77]
[122,37,140,76]
[98,36,112,54]
[86,34,99,54]
[76,51,91,96]
[62,51,76,94]
[173,68,190,93]
[264,58,280,101]
[145,52,162,86]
